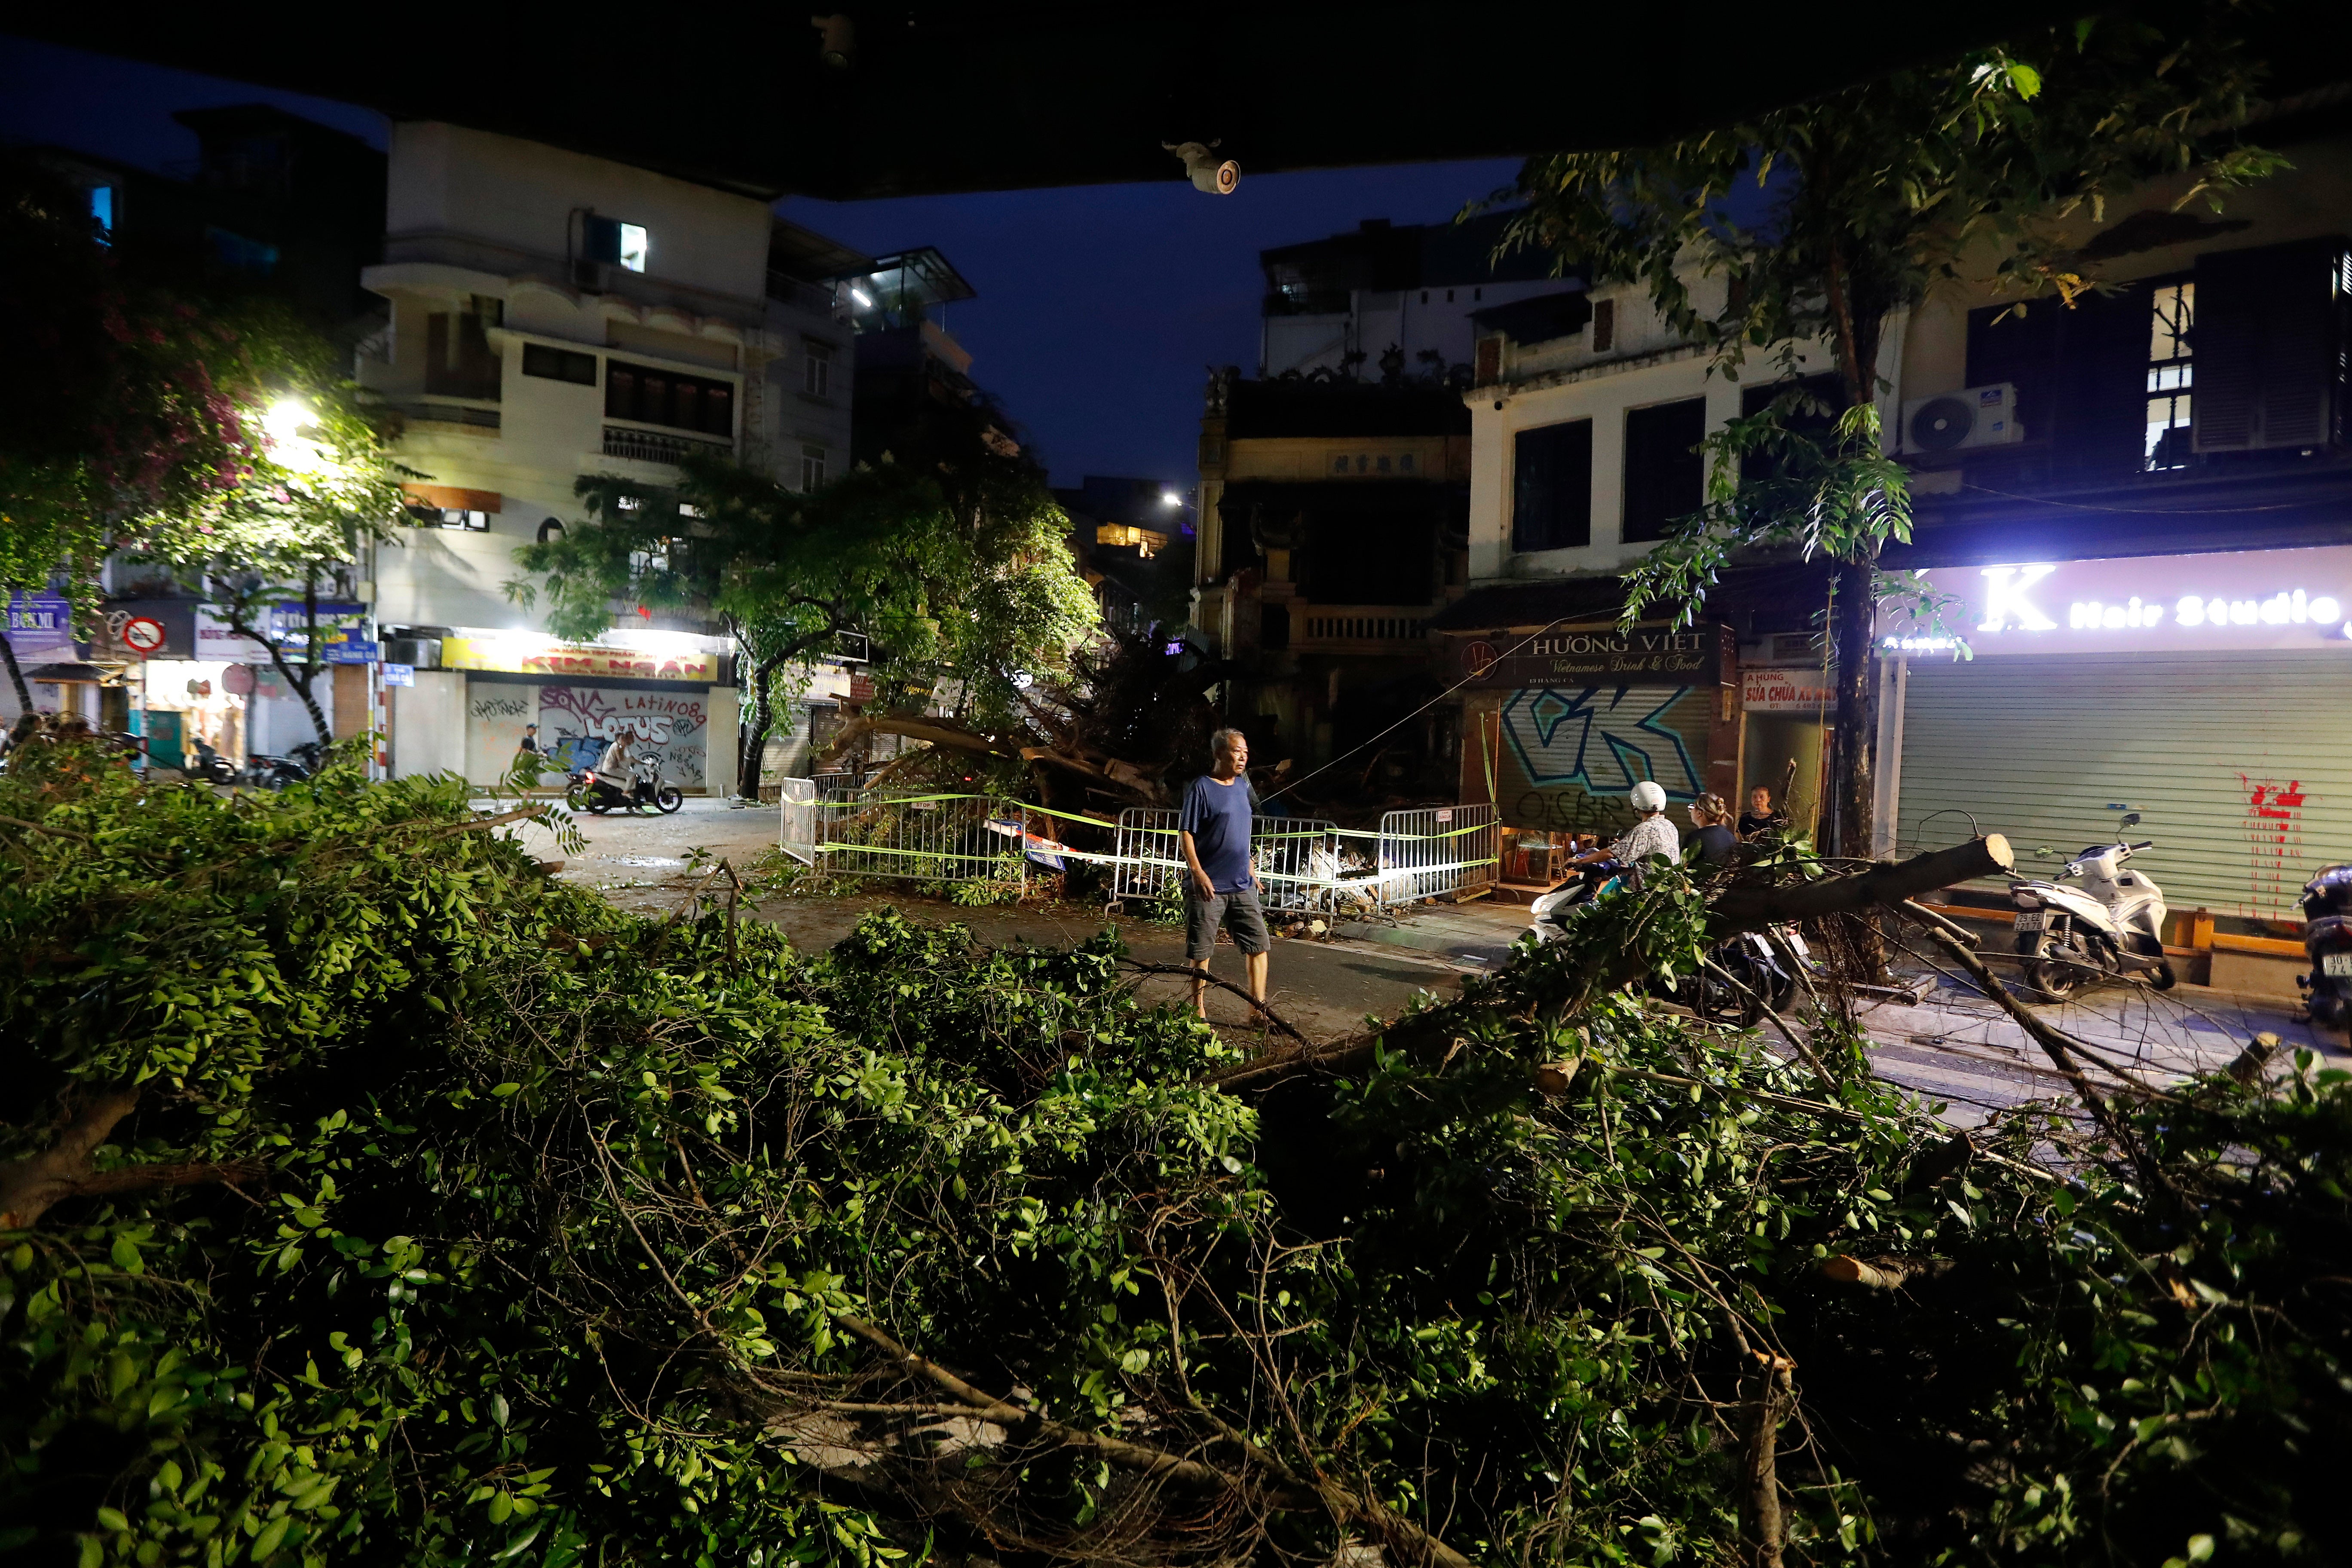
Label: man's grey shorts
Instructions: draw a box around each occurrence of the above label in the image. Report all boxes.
[1185,885,1271,961]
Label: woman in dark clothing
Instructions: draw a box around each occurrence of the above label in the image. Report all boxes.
[1737,785,1787,841]
[1688,794,1740,867]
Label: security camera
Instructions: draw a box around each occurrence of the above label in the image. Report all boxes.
[1164,141,1240,196]
[811,13,854,69]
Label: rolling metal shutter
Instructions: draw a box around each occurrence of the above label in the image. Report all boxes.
[1895,650,2352,921]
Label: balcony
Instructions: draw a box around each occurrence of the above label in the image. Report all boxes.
[390,398,501,434]
[601,425,735,466]
[1297,609,1430,649]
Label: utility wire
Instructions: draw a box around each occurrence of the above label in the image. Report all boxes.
[1259,612,1594,806]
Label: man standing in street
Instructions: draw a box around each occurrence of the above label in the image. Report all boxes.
[1179,727,1269,1022]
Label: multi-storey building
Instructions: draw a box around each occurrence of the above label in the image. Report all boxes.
[1442,114,2352,942]
[1189,211,1592,793]
[359,122,865,793]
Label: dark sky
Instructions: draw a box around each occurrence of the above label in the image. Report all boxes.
[2,34,1522,490]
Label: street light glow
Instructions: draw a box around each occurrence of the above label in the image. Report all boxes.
[1160,490,1182,508]
[263,400,313,444]
[848,287,874,308]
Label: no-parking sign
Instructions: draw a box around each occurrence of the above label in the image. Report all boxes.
[120,616,167,656]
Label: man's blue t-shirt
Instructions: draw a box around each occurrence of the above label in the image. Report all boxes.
[1179,774,1255,894]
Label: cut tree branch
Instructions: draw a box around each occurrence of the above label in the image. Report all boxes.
[0,1086,142,1228]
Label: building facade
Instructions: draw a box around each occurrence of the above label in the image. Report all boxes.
[359,122,862,793]
[1442,116,2352,934]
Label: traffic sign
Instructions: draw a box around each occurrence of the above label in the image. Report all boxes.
[222,664,256,697]
[120,616,166,655]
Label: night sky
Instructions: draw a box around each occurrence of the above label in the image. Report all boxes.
[2,34,1522,490]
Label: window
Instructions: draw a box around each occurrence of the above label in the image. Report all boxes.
[1398,452,1416,474]
[584,215,648,273]
[536,518,566,543]
[1260,603,1291,650]
[522,343,598,385]
[1446,289,1455,303]
[1512,420,1592,552]
[1375,455,1392,473]
[2145,282,2194,470]
[1739,372,1844,484]
[1591,298,1617,354]
[1331,455,1350,475]
[605,360,735,437]
[1621,399,1706,544]
[2190,239,2347,455]
[801,444,828,491]
[409,506,490,531]
[88,185,114,241]
[803,342,833,398]
[426,303,503,401]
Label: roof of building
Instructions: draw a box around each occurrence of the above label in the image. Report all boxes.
[1469,288,1593,345]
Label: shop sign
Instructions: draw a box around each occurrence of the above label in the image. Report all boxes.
[1881,545,2352,656]
[195,604,374,663]
[1743,667,1835,713]
[4,593,77,658]
[1457,621,1724,688]
[441,636,719,683]
[382,662,415,687]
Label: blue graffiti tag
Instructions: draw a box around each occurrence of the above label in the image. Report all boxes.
[1500,685,1703,799]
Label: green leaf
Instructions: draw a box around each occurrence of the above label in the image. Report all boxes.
[2006,61,2043,98]
[95,1508,130,1533]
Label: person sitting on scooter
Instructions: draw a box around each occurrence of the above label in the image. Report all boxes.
[1687,794,1739,868]
[1568,781,1681,887]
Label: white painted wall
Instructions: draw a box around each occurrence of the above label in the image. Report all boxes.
[391,671,467,779]
[385,122,772,303]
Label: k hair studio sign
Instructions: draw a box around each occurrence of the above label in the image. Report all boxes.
[1880,545,2352,657]
[1456,622,1727,688]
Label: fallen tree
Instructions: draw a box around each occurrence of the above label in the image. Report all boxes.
[5,740,2346,1568]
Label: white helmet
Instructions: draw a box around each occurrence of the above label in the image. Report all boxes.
[1629,781,1667,815]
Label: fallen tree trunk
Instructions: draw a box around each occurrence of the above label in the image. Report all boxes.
[1213,838,2018,1090]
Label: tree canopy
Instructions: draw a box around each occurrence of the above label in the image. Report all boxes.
[510,443,1097,798]
[1504,9,2280,854]
[4,740,2346,1568]
[0,154,406,728]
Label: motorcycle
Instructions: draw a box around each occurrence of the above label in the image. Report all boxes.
[566,753,683,815]
[2008,815,2174,1001]
[2296,862,2352,1032]
[1526,857,1812,1026]
[254,740,325,790]
[188,736,241,785]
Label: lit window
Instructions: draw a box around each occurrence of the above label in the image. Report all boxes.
[89,185,114,241]
[801,444,828,492]
[2145,282,2194,471]
[804,343,833,398]
[412,507,489,531]
[585,215,649,274]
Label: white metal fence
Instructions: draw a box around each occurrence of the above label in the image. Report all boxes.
[778,782,1497,910]
[779,778,818,866]
[1373,804,1499,910]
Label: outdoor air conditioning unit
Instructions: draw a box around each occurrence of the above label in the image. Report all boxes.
[1899,383,2024,455]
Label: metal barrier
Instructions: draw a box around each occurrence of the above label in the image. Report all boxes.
[778,783,1493,910]
[1374,804,1499,910]
[811,791,1023,886]
[1113,808,1182,903]
[778,778,818,866]
[1251,818,1350,913]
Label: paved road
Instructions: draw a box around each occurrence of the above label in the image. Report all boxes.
[517,800,2344,1107]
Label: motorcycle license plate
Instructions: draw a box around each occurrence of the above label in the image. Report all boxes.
[2324,952,2352,977]
[2013,912,2047,932]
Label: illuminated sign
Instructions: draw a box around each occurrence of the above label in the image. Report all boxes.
[441,636,720,683]
[1743,667,1836,713]
[1877,546,2352,657]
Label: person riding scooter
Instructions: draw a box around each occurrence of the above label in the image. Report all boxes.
[1565,780,1681,886]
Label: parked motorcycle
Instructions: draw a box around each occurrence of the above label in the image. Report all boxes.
[567,753,683,815]
[254,741,325,790]
[2297,862,2352,1032]
[2008,815,2174,1001]
[187,737,241,785]
[1526,858,1812,1026]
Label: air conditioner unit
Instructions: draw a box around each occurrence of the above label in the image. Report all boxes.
[1899,383,2024,455]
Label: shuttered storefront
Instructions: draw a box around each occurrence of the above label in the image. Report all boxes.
[1895,651,2352,922]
